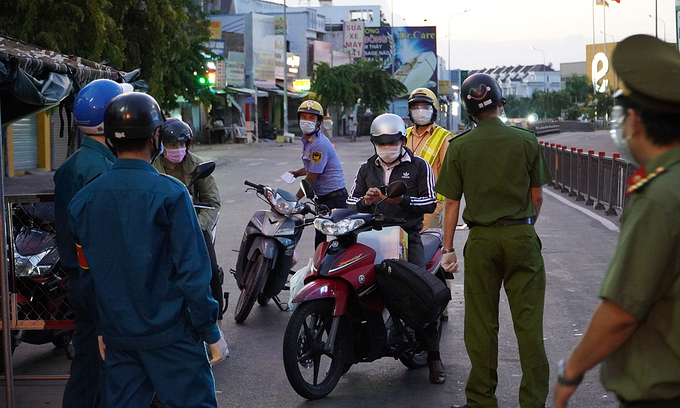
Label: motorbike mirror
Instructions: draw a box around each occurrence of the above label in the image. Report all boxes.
[300,179,315,199]
[190,161,216,186]
[385,180,407,199]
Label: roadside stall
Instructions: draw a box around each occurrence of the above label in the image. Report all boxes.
[0,35,137,407]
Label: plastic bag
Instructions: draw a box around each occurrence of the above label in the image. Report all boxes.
[289,258,312,311]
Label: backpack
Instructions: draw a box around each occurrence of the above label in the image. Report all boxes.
[375,259,451,329]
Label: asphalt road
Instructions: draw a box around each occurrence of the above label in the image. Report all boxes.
[2,132,624,408]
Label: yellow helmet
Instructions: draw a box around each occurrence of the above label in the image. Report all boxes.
[297,100,324,122]
[408,87,438,110]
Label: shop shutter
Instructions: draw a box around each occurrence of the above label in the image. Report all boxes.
[50,112,70,169]
[12,115,38,171]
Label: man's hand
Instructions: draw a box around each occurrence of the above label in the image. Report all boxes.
[553,383,578,408]
[208,331,230,365]
[441,252,459,273]
[364,187,382,206]
[98,335,106,361]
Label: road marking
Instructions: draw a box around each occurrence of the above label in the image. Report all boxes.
[543,189,620,232]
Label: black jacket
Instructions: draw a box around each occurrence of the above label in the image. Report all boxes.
[347,147,436,233]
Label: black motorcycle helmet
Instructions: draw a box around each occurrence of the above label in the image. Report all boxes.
[161,118,193,145]
[103,93,165,158]
[461,73,505,117]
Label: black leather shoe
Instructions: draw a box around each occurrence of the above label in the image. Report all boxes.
[428,360,446,384]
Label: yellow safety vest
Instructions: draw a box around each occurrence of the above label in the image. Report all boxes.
[406,126,453,203]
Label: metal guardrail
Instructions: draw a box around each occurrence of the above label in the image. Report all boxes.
[530,120,560,136]
[540,142,638,216]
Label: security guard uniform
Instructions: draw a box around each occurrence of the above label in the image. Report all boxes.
[69,159,220,408]
[301,130,347,246]
[54,136,114,408]
[436,117,552,408]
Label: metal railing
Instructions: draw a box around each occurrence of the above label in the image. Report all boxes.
[540,142,638,216]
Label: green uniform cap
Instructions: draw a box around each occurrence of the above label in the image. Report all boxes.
[612,34,680,114]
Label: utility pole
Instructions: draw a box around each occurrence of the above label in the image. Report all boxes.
[283,0,289,138]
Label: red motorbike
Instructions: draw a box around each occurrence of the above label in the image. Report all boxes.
[282,181,446,400]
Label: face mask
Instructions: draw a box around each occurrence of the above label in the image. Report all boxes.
[410,107,433,126]
[375,145,403,164]
[164,147,186,164]
[610,106,638,165]
[300,120,318,135]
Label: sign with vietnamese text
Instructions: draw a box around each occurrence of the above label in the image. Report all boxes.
[343,21,365,58]
[209,21,222,40]
[207,39,225,57]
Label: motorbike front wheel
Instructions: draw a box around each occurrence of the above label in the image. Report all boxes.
[283,299,346,400]
[234,253,270,323]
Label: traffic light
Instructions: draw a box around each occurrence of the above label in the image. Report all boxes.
[196,61,217,86]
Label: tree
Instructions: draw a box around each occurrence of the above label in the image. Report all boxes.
[310,63,360,115]
[310,60,406,116]
[503,95,533,119]
[565,75,592,104]
[532,90,572,119]
[0,0,215,111]
[352,59,406,115]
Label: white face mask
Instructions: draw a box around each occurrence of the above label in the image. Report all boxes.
[410,107,433,126]
[610,106,638,165]
[375,145,403,164]
[299,120,317,135]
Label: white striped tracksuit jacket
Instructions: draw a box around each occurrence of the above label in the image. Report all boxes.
[346,147,436,234]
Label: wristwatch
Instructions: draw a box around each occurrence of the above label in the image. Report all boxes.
[442,248,456,255]
[557,358,583,386]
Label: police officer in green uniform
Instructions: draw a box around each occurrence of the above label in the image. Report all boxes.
[436,73,552,408]
[554,34,680,408]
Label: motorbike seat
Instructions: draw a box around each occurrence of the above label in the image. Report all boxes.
[421,229,443,266]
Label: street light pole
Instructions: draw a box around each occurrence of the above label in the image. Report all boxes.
[598,30,615,43]
[447,9,470,71]
[283,0,288,137]
[646,14,667,42]
[530,46,546,92]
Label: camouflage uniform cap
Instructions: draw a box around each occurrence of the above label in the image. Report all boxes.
[612,34,680,114]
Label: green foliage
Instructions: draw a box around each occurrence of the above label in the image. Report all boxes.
[531,90,572,119]
[503,95,533,119]
[310,60,406,116]
[565,75,592,104]
[0,0,215,111]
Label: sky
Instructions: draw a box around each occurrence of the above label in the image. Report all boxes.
[290,0,677,71]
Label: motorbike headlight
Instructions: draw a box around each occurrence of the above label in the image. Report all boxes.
[267,189,304,215]
[14,251,51,277]
[314,218,365,236]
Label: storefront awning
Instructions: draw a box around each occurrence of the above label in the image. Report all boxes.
[225,86,267,97]
[226,93,242,113]
[0,35,138,127]
[257,85,308,98]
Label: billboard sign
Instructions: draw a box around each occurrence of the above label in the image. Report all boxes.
[391,26,437,98]
[343,21,365,58]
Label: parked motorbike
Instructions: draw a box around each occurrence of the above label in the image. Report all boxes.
[7,201,74,359]
[282,180,446,400]
[232,180,316,323]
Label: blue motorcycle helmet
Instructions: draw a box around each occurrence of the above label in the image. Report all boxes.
[73,79,126,136]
